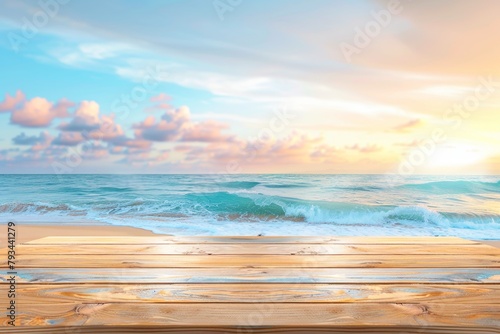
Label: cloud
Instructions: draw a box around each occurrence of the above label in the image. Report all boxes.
[108,135,152,150]
[134,113,180,141]
[174,144,193,152]
[57,101,144,148]
[310,144,341,159]
[110,146,125,154]
[0,148,20,162]
[345,143,383,153]
[355,1,500,77]
[14,131,52,152]
[176,132,324,169]
[81,142,109,160]
[134,106,233,142]
[150,93,171,102]
[52,132,85,146]
[245,132,323,162]
[146,93,173,112]
[117,149,170,167]
[78,43,132,60]
[118,151,151,165]
[181,120,234,142]
[0,143,70,170]
[12,131,52,146]
[392,119,423,133]
[155,150,170,161]
[52,98,76,118]
[394,139,424,148]
[59,101,101,131]
[7,95,72,127]
[0,90,25,112]
[88,115,126,141]
[1,89,397,172]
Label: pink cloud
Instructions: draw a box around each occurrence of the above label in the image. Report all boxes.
[134,107,190,141]
[59,101,101,131]
[52,98,75,117]
[150,93,171,102]
[146,93,173,112]
[135,106,233,142]
[174,144,193,152]
[0,90,25,112]
[391,119,423,133]
[56,101,143,149]
[88,115,126,141]
[176,132,324,168]
[145,154,169,166]
[110,147,124,154]
[113,137,152,150]
[310,144,340,159]
[10,97,71,127]
[244,133,323,163]
[182,120,234,142]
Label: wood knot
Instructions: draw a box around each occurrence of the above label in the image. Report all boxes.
[395,303,432,316]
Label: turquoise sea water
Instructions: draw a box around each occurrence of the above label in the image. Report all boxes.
[0,174,499,239]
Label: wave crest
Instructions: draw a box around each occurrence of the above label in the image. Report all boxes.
[399,180,500,194]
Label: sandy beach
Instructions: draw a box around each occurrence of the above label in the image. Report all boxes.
[1,224,498,248]
[0,224,157,246]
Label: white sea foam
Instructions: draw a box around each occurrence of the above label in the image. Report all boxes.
[1,174,499,239]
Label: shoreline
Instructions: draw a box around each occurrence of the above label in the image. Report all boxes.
[0,223,498,248]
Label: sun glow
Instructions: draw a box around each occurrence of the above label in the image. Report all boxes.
[428,144,488,168]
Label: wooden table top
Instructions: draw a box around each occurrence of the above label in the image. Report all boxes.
[1,236,500,333]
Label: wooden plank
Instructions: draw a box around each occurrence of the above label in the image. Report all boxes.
[3,254,500,268]
[2,303,499,327]
[1,283,498,304]
[2,268,499,284]
[12,243,500,255]
[0,326,499,334]
[2,235,498,332]
[24,236,478,245]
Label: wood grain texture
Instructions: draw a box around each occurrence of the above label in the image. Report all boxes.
[2,268,500,284]
[2,254,500,268]
[24,236,478,245]
[1,283,499,304]
[2,303,499,327]
[1,235,498,333]
[12,243,500,255]
[1,326,499,333]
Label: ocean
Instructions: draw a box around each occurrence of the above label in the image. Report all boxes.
[0,174,499,239]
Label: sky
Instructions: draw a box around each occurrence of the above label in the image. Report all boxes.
[0,0,499,174]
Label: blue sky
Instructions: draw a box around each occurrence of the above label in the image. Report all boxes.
[1,0,500,174]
